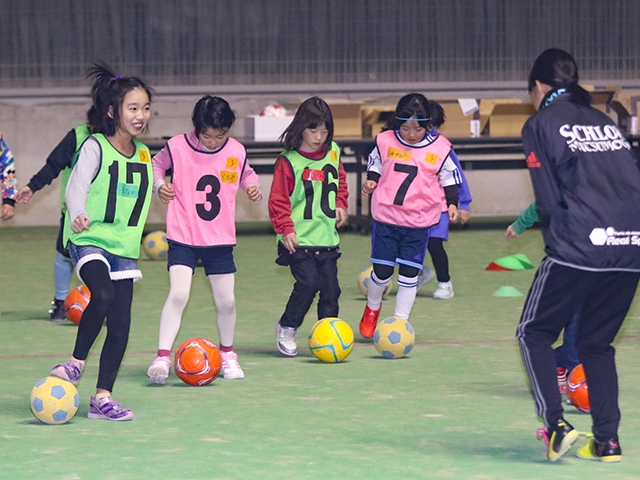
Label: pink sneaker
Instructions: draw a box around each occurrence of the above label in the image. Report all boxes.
[220,351,245,380]
[147,356,172,385]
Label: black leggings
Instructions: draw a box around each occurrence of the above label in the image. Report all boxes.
[427,237,450,282]
[72,260,133,393]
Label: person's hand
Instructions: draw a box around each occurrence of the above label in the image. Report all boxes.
[72,215,90,233]
[335,207,347,228]
[458,209,471,225]
[245,185,262,202]
[1,204,15,220]
[504,225,518,241]
[448,204,459,223]
[15,186,34,203]
[158,183,176,204]
[282,232,298,254]
[361,180,377,196]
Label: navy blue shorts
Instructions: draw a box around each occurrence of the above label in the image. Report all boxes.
[370,221,430,270]
[167,240,236,276]
[428,211,449,241]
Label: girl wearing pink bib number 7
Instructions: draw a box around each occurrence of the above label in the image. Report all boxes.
[359,93,461,338]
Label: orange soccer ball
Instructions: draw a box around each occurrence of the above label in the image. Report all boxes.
[174,338,222,386]
[567,364,590,413]
[64,285,91,325]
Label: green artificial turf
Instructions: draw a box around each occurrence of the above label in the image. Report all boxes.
[1,225,640,479]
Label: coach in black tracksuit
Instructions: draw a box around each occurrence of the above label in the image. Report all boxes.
[516,49,640,462]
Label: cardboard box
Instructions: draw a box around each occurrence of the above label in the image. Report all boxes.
[327,101,363,138]
[486,103,537,137]
[610,92,640,135]
[244,115,294,141]
[361,105,396,138]
[479,98,524,136]
[589,91,616,115]
[436,99,480,138]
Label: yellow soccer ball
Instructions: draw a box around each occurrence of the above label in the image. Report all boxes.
[142,231,169,260]
[357,266,393,298]
[30,376,79,425]
[308,317,354,363]
[373,317,415,359]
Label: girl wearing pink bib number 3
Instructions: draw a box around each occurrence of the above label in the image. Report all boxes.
[359,93,461,338]
[147,96,262,383]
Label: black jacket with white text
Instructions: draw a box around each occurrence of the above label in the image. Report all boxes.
[522,90,640,271]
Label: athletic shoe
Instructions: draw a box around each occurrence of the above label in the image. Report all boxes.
[359,304,381,339]
[220,351,245,380]
[147,356,172,385]
[51,360,84,385]
[275,321,298,356]
[416,267,436,290]
[576,438,622,463]
[557,367,568,395]
[537,418,578,461]
[49,298,66,322]
[87,395,134,421]
[433,281,454,299]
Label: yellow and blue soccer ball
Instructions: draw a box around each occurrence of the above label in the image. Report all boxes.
[373,317,415,359]
[308,317,354,363]
[30,376,79,425]
[142,230,168,260]
[358,265,393,298]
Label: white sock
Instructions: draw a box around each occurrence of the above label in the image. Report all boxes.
[209,273,236,348]
[367,270,391,311]
[394,274,418,320]
[158,265,193,351]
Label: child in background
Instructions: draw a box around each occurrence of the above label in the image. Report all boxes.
[15,123,92,321]
[147,95,262,383]
[0,132,17,221]
[269,97,348,356]
[360,93,461,338]
[416,105,472,299]
[505,201,579,394]
[50,63,154,421]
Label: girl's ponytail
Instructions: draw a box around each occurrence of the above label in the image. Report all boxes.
[427,101,445,129]
[566,83,592,108]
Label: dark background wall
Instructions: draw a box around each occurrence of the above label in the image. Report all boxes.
[2,0,639,89]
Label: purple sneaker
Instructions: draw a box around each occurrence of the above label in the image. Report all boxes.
[87,396,134,421]
[51,360,84,385]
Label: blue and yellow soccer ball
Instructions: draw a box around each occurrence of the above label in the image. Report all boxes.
[142,231,169,260]
[308,317,354,363]
[358,265,393,298]
[30,376,79,425]
[373,317,416,359]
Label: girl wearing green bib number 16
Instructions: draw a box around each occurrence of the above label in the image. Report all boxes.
[269,97,349,357]
[50,63,154,421]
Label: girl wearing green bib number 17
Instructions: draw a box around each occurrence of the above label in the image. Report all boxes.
[50,63,154,421]
[268,97,349,356]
